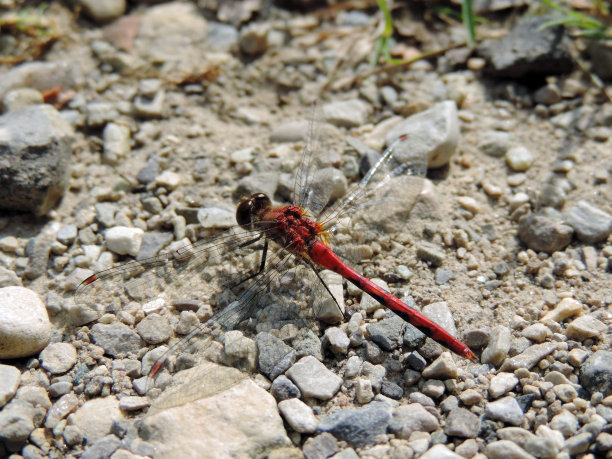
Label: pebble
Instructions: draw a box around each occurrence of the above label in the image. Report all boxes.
[56,224,78,245]
[579,351,612,395]
[286,356,342,400]
[0,104,74,215]
[270,375,301,401]
[521,323,551,343]
[223,330,257,372]
[239,22,269,55]
[565,315,606,341]
[197,206,235,229]
[77,0,126,22]
[366,314,405,351]
[255,332,296,380]
[479,130,514,157]
[322,99,371,128]
[563,431,593,455]
[500,342,558,372]
[44,393,79,428]
[278,398,318,433]
[0,286,51,358]
[359,278,389,313]
[133,90,165,118]
[136,313,172,345]
[324,327,350,354]
[2,88,43,111]
[81,434,121,459]
[489,372,519,398]
[48,381,73,397]
[563,200,612,243]
[39,342,77,374]
[444,407,481,438]
[302,433,339,459]
[498,427,560,458]
[105,226,144,256]
[422,352,458,379]
[0,399,38,444]
[416,243,446,267]
[485,440,535,459]
[381,381,403,400]
[540,298,583,323]
[118,396,150,411]
[485,396,524,425]
[71,396,124,443]
[420,444,463,459]
[102,123,131,164]
[356,378,374,403]
[388,403,439,439]
[385,100,460,168]
[317,402,392,447]
[457,196,481,214]
[90,322,142,358]
[481,326,511,367]
[517,214,573,253]
[0,364,20,408]
[63,425,84,446]
[549,409,579,436]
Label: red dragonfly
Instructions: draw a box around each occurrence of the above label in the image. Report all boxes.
[76,113,476,384]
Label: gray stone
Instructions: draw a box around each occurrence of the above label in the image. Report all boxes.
[380,381,403,400]
[207,22,239,52]
[580,351,612,396]
[550,409,578,437]
[255,332,296,380]
[479,130,514,157]
[2,88,43,112]
[302,432,339,459]
[477,15,572,79]
[239,22,269,56]
[0,364,20,408]
[445,407,480,438]
[56,224,77,245]
[71,396,124,443]
[81,434,121,459]
[563,200,612,243]
[485,396,524,425]
[105,226,144,256]
[197,206,235,229]
[0,266,21,288]
[323,99,371,128]
[278,398,318,433]
[270,375,301,401]
[388,403,439,439]
[222,330,257,373]
[0,286,51,358]
[136,231,173,261]
[287,356,342,400]
[481,326,512,367]
[489,372,519,398]
[485,440,536,459]
[518,214,573,253]
[136,313,172,345]
[500,342,558,372]
[563,432,593,455]
[39,342,77,374]
[77,0,125,22]
[0,105,74,214]
[366,314,405,351]
[91,322,142,358]
[318,402,392,447]
[566,315,606,341]
[0,399,37,444]
[291,328,323,360]
[385,100,459,168]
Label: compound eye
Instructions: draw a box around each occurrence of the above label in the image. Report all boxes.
[251,193,271,212]
[236,198,254,226]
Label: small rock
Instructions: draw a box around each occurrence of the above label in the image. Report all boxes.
[102,123,131,164]
[239,22,269,56]
[154,170,181,190]
[580,351,612,395]
[550,409,578,436]
[255,332,296,380]
[105,226,144,256]
[44,393,79,429]
[71,396,124,443]
[479,130,514,157]
[278,398,318,433]
[323,99,371,128]
[489,372,519,398]
[133,90,165,118]
[197,207,235,229]
[91,322,142,358]
[318,402,392,447]
[485,440,535,459]
[286,356,342,400]
[355,378,374,404]
[506,146,534,172]
[0,364,20,408]
[500,342,558,372]
[540,297,583,323]
[302,433,339,459]
[563,200,612,243]
[565,315,606,341]
[422,352,458,379]
[521,323,551,343]
[56,224,78,245]
[485,396,524,426]
[223,330,257,372]
[416,243,446,267]
[444,407,480,438]
[366,314,405,351]
[388,403,439,439]
[270,375,301,401]
[481,326,511,367]
[324,327,350,354]
[0,286,51,358]
[2,88,43,112]
[136,313,172,345]
[118,396,150,411]
[39,342,77,374]
[518,214,573,253]
[77,0,126,22]
[0,399,37,444]
[420,444,464,459]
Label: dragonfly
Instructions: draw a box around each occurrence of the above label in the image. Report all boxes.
[75,110,476,388]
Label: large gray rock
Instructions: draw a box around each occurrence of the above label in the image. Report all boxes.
[0,104,74,215]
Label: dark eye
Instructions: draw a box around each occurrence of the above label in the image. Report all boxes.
[236,193,271,226]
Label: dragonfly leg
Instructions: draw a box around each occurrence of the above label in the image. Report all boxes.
[231,238,269,288]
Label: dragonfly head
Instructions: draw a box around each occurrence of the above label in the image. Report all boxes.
[236,193,272,226]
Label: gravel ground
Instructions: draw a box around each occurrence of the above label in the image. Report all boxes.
[0,1,611,459]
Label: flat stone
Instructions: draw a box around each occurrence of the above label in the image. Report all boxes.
[422,352,458,379]
[91,322,142,358]
[500,342,558,372]
[105,226,144,256]
[81,434,121,459]
[140,363,290,458]
[0,364,20,408]
[489,372,519,398]
[444,407,480,438]
[385,100,459,168]
[563,200,612,243]
[44,393,79,429]
[0,104,74,215]
[278,398,318,433]
[286,356,342,400]
[318,401,392,447]
[136,313,172,345]
[565,315,606,341]
[0,286,51,358]
[255,332,296,380]
[39,342,77,374]
[485,396,524,426]
[71,396,124,443]
[0,399,37,444]
[518,214,573,253]
[388,403,439,439]
[549,409,578,436]
[485,440,536,459]
[322,99,371,128]
[302,433,339,459]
